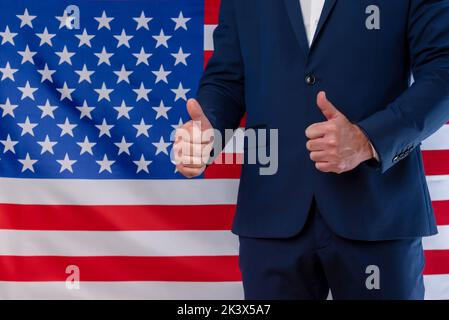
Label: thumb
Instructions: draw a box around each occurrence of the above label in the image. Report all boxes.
[187,98,212,129]
[316,91,341,120]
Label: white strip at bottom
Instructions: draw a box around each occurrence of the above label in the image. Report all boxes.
[0,281,244,300]
[0,276,447,299]
[424,275,449,300]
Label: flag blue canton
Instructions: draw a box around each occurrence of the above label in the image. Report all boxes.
[0,0,204,179]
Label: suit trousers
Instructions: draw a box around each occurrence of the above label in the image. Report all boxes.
[238,200,425,300]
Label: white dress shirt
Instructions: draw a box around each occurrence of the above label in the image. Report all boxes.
[300,0,326,46]
[299,0,379,160]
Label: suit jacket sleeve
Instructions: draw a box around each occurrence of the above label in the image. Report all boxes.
[358,0,449,173]
[196,0,245,139]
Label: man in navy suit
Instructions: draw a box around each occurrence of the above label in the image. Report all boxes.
[174,0,449,299]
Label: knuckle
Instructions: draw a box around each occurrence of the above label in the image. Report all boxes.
[327,123,337,133]
[327,139,338,147]
[173,143,182,154]
[310,153,316,161]
[306,140,312,150]
[337,164,346,174]
[330,150,340,158]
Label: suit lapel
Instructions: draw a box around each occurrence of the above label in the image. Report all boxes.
[283,0,310,58]
[310,0,338,48]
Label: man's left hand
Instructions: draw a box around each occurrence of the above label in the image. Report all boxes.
[305,91,374,174]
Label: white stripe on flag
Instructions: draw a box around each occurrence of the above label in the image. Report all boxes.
[427,175,449,201]
[0,230,239,256]
[423,226,449,250]
[0,178,240,205]
[0,281,244,300]
[0,175,446,206]
[424,275,449,300]
[422,125,449,150]
[0,277,445,300]
[204,25,217,51]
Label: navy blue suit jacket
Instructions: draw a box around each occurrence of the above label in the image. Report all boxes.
[196,0,449,240]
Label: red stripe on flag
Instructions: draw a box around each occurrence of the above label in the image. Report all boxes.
[205,163,242,179]
[240,115,246,127]
[0,252,446,280]
[204,50,213,68]
[433,200,449,226]
[205,0,221,25]
[0,256,241,282]
[422,150,449,176]
[0,204,235,231]
[205,154,243,179]
[424,250,449,275]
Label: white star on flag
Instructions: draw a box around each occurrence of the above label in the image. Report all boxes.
[152,65,171,84]
[17,9,36,28]
[0,62,18,81]
[18,81,38,100]
[57,82,75,101]
[133,47,152,66]
[133,82,152,102]
[0,98,18,118]
[37,100,58,119]
[172,11,191,31]
[153,29,171,48]
[77,137,96,155]
[96,119,114,138]
[58,118,77,137]
[133,119,152,137]
[0,26,18,45]
[134,154,152,173]
[56,10,76,29]
[95,83,113,102]
[114,29,133,48]
[37,63,56,83]
[18,117,38,136]
[76,29,95,47]
[75,64,95,83]
[172,47,191,66]
[114,65,133,84]
[18,153,37,173]
[18,45,37,65]
[37,135,57,155]
[95,47,114,66]
[55,46,75,65]
[153,100,172,119]
[115,137,133,155]
[114,101,134,120]
[0,134,18,154]
[36,27,56,46]
[95,11,114,30]
[153,137,171,155]
[171,82,190,101]
[97,154,115,173]
[76,100,95,119]
[57,154,77,173]
[133,11,153,30]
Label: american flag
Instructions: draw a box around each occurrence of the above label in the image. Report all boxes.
[0,0,447,299]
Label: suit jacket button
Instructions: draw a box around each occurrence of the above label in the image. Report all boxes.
[305,75,316,86]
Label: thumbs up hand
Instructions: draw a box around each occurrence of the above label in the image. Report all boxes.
[305,91,374,174]
[174,99,214,178]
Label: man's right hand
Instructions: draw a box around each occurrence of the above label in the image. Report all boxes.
[174,99,214,178]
